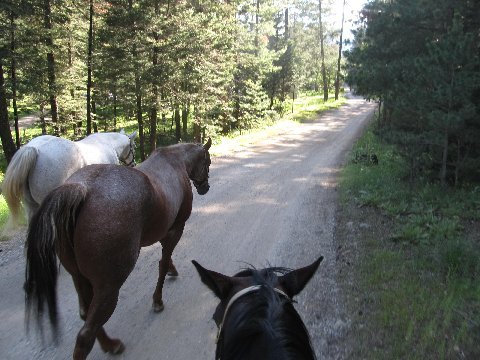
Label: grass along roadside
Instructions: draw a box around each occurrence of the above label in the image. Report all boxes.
[337,122,480,359]
[0,93,346,235]
[211,94,345,156]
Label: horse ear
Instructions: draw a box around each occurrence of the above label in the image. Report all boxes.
[119,128,125,135]
[203,137,212,151]
[129,131,137,140]
[192,260,233,300]
[278,256,324,298]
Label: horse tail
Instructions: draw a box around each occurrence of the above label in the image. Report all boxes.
[25,183,88,337]
[1,146,38,231]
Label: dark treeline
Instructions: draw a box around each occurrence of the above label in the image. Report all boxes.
[0,0,346,163]
[346,0,480,186]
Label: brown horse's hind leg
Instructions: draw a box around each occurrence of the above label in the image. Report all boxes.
[153,226,184,312]
[72,274,91,320]
[71,269,124,356]
[167,258,179,277]
[73,289,124,360]
[97,328,125,355]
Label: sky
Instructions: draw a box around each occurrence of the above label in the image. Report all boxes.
[330,0,368,41]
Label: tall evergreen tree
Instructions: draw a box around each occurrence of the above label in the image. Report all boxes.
[42,0,59,134]
[318,0,328,101]
[346,0,480,184]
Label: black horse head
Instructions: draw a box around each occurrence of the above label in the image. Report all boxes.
[192,257,323,360]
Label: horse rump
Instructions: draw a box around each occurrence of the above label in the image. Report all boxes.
[24,183,87,338]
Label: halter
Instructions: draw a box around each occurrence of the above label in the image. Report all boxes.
[216,285,290,344]
[191,148,210,188]
[120,142,136,167]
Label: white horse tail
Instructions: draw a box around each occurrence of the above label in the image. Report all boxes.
[2,146,38,231]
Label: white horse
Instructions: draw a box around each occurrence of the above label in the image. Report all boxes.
[1,130,137,233]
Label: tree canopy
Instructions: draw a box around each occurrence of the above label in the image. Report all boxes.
[346,0,480,186]
[0,0,347,164]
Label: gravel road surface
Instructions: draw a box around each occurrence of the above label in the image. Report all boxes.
[0,95,375,359]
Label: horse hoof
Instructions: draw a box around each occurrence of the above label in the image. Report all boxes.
[102,339,125,355]
[167,269,179,277]
[153,301,164,313]
[111,341,125,355]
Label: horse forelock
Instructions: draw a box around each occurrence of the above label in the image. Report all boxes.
[219,268,316,360]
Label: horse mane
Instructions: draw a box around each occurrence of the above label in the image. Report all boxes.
[219,267,316,360]
[148,143,202,159]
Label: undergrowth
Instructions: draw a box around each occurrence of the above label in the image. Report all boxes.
[340,122,480,359]
[0,174,8,236]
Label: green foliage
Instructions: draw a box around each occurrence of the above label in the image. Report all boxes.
[346,0,480,186]
[362,247,478,359]
[1,0,346,157]
[0,195,8,233]
[340,123,480,359]
[286,94,345,122]
[0,172,7,232]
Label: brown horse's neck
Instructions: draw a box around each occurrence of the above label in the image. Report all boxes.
[142,143,200,175]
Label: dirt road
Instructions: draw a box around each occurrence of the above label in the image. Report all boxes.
[0,95,375,359]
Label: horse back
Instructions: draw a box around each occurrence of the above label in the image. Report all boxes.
[75,142,119,165]
[65,165,168,282]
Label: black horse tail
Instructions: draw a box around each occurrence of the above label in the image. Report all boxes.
[25,183,88,338]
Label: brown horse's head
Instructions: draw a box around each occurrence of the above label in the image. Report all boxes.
[190,138,212,195]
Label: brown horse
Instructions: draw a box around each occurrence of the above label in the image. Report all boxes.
[25,139,212,359]
[192,257,323,360]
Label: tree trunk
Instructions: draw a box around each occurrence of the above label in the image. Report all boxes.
[268,23,280,109]
[149,0,160,152]
[454,139,460,187]
[135,72,145,161]
[128,0,144,158]
[440,128,448,187]
[254,0,260,56]
[44,0,59,135]
[318,0,328,102]
[40,103,47,135]
[174,105,181,142]
[193,106,201,143]
[86,0,94,135]
[284,7,289,40]
[291,84,295,113]
[335,0,345,100]
[440,64,456,187]
[92,99,97,132]
[149,107,157,151]
[0,62,17,163]
[182,102,189,140]
[10,12,20,149]
[113,84,117,131]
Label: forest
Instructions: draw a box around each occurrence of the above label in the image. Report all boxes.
[341,1,480,357]
[346,0,480,186]
[0,0,347,164]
